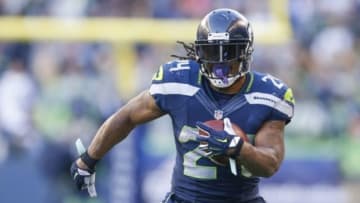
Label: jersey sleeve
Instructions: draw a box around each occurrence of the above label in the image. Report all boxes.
[246,72,295,124]
[270,86,295,124]
[149,60,201,113]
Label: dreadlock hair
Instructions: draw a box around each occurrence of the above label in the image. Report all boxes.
[170,41,197,61]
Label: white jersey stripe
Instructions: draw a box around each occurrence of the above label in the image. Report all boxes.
[150,83,200,96]
[245,92,293,117]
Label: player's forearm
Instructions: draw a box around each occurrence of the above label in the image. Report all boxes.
[237,143,282,177]
[87,108,136,160]
[85,91,164,160]
[76,91,164,170]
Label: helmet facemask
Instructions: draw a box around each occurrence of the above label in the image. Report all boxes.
[195,34,253,88]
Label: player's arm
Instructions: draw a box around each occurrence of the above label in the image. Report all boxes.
[76,90,165,169]
[237,120,285,177]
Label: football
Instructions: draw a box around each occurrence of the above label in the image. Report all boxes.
[199,119,249,166]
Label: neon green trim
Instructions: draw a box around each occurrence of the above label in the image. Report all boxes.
[284,88,295,104]
[245,72,254,93]
[197,70,202,84]
[152,65,163,81]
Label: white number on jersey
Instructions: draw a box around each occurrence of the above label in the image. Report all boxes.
[261,74,284,89]
[179,126,217,179]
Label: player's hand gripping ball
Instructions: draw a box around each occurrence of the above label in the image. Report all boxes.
[197,119,249,166]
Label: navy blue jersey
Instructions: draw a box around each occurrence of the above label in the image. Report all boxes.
[149,60,295,202]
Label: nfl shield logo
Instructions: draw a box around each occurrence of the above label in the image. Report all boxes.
[214,110,223,120]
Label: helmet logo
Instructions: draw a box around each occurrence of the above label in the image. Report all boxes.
[208,32,229,41]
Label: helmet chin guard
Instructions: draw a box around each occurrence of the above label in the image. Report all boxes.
[201,62,246,88]
[208,74,241,88]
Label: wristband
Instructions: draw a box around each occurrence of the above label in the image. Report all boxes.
[229,139,244,159]
[80,150,99,170]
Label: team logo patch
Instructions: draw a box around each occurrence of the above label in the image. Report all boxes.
[214,110,224,120]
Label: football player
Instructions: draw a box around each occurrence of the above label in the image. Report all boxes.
[71,8,295,203]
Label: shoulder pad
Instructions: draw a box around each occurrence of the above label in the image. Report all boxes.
[151,60,201,86]
[246,71,295,118]
[149,60,202,112]
[250,72,293,101]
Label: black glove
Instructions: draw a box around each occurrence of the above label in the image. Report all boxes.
[196,118,244,157]
[70,151,98,197]
[196,118,246,176]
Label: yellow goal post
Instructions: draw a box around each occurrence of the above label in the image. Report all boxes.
[0,0,292,98]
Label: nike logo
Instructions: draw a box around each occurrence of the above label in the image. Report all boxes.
[215,138,228,143]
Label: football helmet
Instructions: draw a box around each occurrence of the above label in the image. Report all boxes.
[195,8,254,88]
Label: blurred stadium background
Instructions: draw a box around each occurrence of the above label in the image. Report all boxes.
[0,0,359,202]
